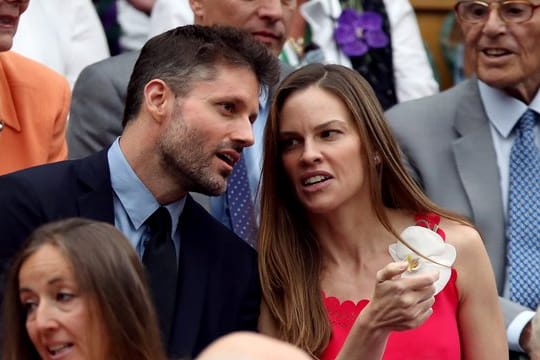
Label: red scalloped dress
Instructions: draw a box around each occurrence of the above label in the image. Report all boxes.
[319,214,460,360]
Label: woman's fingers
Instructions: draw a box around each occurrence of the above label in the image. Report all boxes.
[376,261,408,283]
[367,263,440,331]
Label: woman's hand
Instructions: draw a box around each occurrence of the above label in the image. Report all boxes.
[336,262,438,360]
[361,261,438,331]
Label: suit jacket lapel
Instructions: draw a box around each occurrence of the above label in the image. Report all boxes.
[169,195,209,356]
[452,79,506,290]
[76,149,115,223]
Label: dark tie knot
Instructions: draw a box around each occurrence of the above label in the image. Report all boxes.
[145,207,171,241]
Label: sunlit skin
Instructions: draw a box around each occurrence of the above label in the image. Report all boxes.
[19,244,107,360]
[119,64,260,204]
[0,0,29,51]
[457,0,540,103]
[279,85,371,215]
[190,0,296,56]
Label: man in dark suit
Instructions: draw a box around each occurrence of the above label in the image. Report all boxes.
[0,25,280,359]
[386,1,540,358]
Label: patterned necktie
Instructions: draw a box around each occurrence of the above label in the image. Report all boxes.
[143,207,177,343]
[507,109,540,309]
[227,155,258,248]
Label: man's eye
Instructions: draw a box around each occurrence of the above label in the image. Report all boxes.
[220,103,235,113]
[469,4,488,17]
[502,3,528,18]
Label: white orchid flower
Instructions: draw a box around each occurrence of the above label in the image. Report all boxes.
[388,226,456,295]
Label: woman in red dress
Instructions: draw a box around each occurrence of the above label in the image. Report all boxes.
[258,63,506,359]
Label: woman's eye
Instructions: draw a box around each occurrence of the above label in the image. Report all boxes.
[21,301,37,314]
[279,138,300,150]
[56,292,75,302]
[321,130,340,139]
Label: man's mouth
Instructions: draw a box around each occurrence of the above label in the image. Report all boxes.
[481,48,512,57]
[0,15,17,28]
[217,153,235,166]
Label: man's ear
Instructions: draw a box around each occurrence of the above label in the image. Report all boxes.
[189,0,205,20]
[143,79,173,123]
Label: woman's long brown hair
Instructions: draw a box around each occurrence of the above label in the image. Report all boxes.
[258,64,471,356]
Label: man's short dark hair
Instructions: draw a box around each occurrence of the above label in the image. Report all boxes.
[123,24,280,126]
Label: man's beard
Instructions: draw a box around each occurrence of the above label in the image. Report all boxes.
[158,116,227,196]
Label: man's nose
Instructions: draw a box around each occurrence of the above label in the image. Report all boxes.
[258,0,285,21]
[482,6,507,36]
[234,118,255,148]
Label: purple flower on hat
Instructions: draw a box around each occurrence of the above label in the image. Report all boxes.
[334,8,389,57]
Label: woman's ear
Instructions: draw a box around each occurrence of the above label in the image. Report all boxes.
[373,153,382,165]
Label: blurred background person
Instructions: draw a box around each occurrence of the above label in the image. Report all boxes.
[147,0,193,38]
[0,0,70,175]
[280,0,438,110]
[2,218,166,360]
[92,0,155,55]
[196,332,311,360]
[258,64,506,359]
[12,0,110,88]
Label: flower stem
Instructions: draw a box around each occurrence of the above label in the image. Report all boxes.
[342,0,363,11]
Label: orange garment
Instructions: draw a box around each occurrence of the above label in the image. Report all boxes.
[0,51,70,175]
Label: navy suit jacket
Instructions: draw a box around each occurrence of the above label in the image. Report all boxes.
[0,149,261,358]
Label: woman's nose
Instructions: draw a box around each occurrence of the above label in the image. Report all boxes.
[34,302,59,331]
[300,140,322,164]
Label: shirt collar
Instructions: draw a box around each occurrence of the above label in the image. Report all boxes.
[478,80,540,138]
[107,138,185,234]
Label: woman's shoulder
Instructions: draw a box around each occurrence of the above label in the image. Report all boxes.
[438,218,488,279]
[438,218,483,251]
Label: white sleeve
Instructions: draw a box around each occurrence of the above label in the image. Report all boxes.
[507,310,535,352]
[12,0,110,88]
[63,0,110,87]
[384,0,439,102]
[148,0,194,38]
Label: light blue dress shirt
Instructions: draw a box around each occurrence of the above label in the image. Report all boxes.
[210,87,269,229]
[107,138,185,262]
[478,81,540,352]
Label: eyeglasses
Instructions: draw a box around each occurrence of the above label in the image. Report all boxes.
[455,0,540,24]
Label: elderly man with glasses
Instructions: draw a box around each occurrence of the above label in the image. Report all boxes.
[386,1,540,358]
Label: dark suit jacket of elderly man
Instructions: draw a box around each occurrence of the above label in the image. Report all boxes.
[385,78,530,355]
[0,149,260,359]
